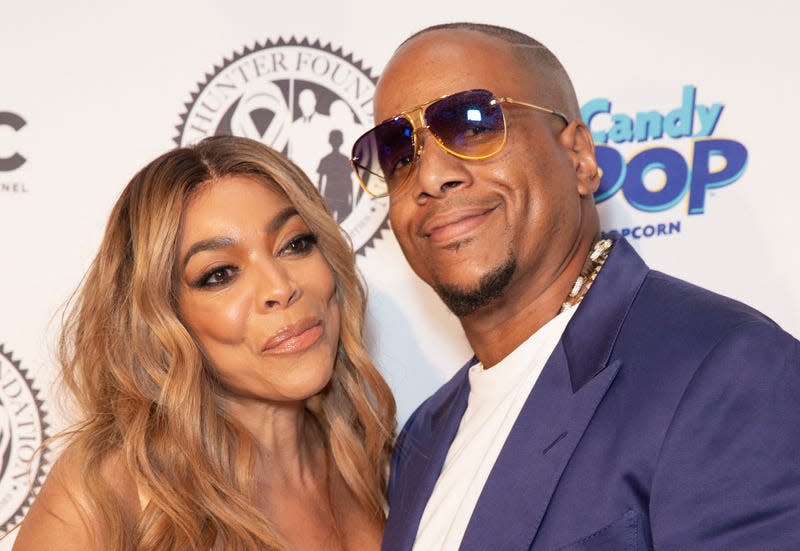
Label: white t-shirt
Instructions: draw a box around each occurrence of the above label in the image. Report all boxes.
[412,306,577,550]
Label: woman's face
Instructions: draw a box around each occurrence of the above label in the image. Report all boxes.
[177,175,340,405]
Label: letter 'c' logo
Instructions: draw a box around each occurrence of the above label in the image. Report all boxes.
[0,112,26,172]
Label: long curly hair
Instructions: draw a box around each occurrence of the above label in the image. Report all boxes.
[56,135,396,550]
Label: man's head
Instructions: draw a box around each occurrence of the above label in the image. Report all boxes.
[373,23,601,318]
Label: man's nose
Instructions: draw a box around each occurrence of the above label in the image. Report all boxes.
[407,129,472,202]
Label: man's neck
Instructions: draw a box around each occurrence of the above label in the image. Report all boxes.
[461,232,599,368]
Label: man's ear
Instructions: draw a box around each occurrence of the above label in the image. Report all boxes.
[559,120,600,197]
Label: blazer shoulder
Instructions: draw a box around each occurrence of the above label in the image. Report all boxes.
[609,269,797,396]
[643,270,777,325]
[630,269,785,344]
[397,359,473,440]
[387,360,473,506]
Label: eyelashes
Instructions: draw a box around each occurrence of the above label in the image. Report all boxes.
[190,233,319,290]
[280,233,317,256]
[192,265,239,289]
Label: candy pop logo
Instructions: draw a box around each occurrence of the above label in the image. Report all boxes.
[175,37,388,255]
[582,85,748,238]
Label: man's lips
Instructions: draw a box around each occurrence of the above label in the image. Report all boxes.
[262,317,323,355]
[420,206,497,244]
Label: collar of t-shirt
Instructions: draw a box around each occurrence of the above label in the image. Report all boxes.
[467,304,578,404]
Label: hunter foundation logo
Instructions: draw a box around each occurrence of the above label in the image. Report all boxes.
[175,37,388,255]
[0,345,47,535]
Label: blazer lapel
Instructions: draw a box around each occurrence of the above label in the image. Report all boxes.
[459,348,623,550]
[384,361,474,551]
[459,235,648,551]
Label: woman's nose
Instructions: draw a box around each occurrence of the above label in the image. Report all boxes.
[257,261,300,310]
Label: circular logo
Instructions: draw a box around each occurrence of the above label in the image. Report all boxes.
[0,345,48,535]
[175,37,389,255]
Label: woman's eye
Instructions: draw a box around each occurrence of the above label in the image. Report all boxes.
[280,233,318,256]
[194,266,238,288]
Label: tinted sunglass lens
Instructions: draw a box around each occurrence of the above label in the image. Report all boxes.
[426,89,505,157]
[352,117,415,197]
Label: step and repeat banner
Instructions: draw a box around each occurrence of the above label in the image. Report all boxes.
[1,0,797,542]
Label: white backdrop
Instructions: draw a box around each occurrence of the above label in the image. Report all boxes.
[2,0,798,544]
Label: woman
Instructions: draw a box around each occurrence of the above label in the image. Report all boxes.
[13,135,396,550]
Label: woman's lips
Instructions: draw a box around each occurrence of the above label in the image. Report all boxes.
[422,207,496,245]
[262,318,323,355]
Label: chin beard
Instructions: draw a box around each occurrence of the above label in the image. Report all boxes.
[435,257,516,317]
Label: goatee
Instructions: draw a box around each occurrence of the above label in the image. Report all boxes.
[435,257,516,317]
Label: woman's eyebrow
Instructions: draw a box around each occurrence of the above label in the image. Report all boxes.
[267,206,299,233]
[182,206,300,269]
[182,236,236,269]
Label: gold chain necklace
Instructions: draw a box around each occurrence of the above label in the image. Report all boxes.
[559,238,613,313]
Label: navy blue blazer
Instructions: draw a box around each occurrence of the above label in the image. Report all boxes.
[382,236,800,550]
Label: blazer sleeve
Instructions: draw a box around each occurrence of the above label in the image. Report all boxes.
[387,405,422,509]
[649,320,800,550]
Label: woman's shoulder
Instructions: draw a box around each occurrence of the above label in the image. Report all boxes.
[11,443,139,550]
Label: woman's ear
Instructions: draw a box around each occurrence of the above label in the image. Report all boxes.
[560,120,600,197]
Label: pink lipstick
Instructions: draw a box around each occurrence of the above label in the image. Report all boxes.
[262,317,323,355]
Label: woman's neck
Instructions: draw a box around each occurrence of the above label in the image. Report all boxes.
[224,397,324,482]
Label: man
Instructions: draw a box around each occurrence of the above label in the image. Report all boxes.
[350,22,800,550]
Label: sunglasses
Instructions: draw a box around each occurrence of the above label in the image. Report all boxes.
[350,88,568,198]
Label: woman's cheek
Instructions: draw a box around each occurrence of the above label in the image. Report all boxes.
[196,290,252,345]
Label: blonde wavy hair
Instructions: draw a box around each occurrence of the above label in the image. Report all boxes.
[56,135,396,550]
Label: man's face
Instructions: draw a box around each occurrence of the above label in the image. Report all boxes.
[375,30,591,317]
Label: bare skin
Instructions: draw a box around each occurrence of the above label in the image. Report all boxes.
[12,178,380,550]
[11,447,139,550]
[14,432,379,550]
[229,401,380,550]
[376,29,602,367]
[177,177,378,548]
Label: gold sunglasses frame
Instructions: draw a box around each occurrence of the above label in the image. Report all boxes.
[351,89,569,198]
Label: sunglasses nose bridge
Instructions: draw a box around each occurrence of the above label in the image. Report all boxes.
[403,109,433,160]
[399,100,428,128]
[410,123,451,173]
